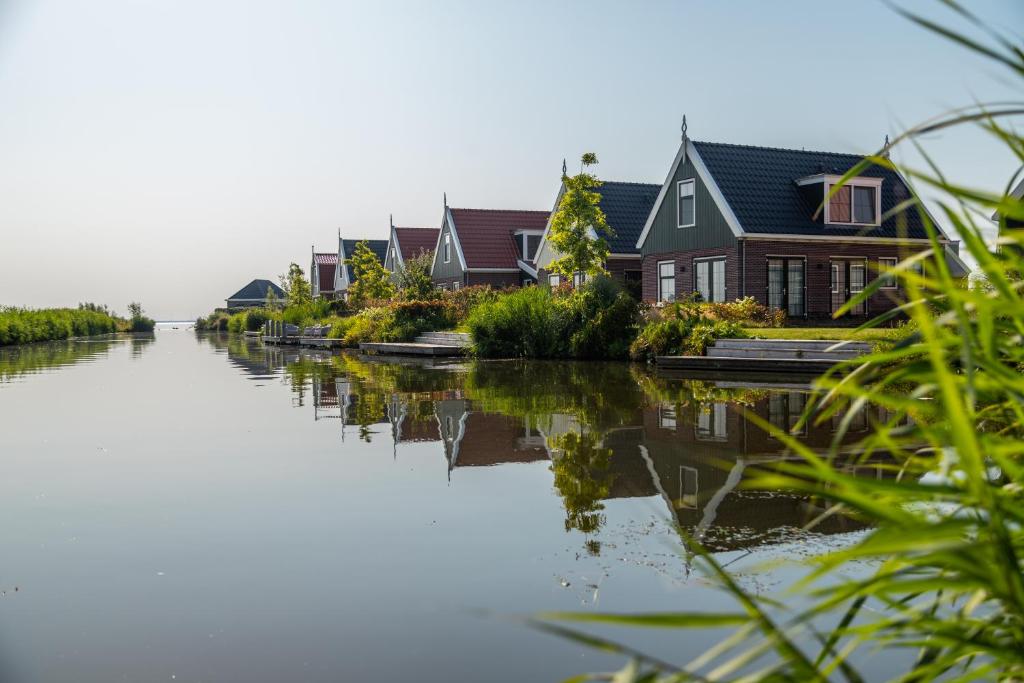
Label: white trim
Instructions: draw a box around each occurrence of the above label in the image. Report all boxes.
[429,208,468,276]
[636,139,744,249]
[657,259,676,303]
[824,179,882,227]
[676,178,696,228]
[516,260,538,279]
[741,233,944,245]
[608,253,642,259]
[796,173,883,188]
[830,264,839,294]
[692,255,727,303]
[878,256,898,290]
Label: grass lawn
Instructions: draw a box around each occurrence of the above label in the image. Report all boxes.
[741,327,903,345]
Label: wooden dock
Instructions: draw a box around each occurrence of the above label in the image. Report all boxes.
[657,338,870,376]
[359,331,470,357]
[262,335,346,349]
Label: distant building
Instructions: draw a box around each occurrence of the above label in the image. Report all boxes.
[225,279,284,310]
[383,222,440,282]
[311,250,339,299]
[430,200,549,290]
[334,236,389,299]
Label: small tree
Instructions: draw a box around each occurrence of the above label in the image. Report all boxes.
[279,263,311,308]
[548,152,612,281]
[397,251,438,300]
[127,302,143,319]
[347,241,395,307]
[265,285,279,309]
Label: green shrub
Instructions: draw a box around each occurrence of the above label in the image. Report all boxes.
[0,307,120,346]
[129,316,156,332]
[466,286,565,358]
[342,306,397,346]
[559,275,641,360]
[244,309,269,332]
[629,307,746,361]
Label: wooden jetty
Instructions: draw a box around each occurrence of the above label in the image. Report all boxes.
[360,331,470,357]
[657,338,871,376]
[260,320,347,349]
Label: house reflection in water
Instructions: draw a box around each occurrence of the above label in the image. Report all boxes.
[220,338,889,553]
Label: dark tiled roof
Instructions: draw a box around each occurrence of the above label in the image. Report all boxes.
[394,227,439,261]
[450,208,549,269]
[227,279,284,301]
[693,141,931,239]
[313,253,338,265]
[342,239,389,283]
[596,181,660,254]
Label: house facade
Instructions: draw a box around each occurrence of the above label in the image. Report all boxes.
[635,133,970,318]
[383,224,440,282]
[333,236,389,299]
[534,180,659,297]
[430,205,549,290]
[311,250,339,299]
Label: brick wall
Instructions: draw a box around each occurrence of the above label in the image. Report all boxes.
[466,271,522,289]
[640,247,740,302]
[740,240,927,318]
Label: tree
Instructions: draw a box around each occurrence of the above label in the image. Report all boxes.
[396,251,438,300]
[279,263,311,308]
[127,302,143,319]
[347,241,395,307]
[265,285,279,309]
[548,152,612,281]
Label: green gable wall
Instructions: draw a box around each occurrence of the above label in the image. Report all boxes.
[431,215,464,281]
[640,153,737,256]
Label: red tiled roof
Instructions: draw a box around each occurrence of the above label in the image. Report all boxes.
[449,208,549,269]
[394,227,439,261]
[313,253,337,292]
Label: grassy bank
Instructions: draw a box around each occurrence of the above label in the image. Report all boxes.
[742,325,905,345]
[0,306,120,346]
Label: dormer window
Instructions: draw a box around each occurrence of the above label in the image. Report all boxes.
[796,174,882,226]
[677,179,695,228]
[514,230,543,261]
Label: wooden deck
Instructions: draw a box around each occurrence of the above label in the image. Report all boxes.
[359,341,466,357]
[656,338,868,376]
[262,336,346,349]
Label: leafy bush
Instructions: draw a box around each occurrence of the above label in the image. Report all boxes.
[226,311,246,334]
[629,304,747,360]
[702,296,785,327]
[342,306,397,345]
[466,285,566,358]
[244,308,269,332]
[128,315,156,332]
[558,275,640,360]
[0,307,120,346]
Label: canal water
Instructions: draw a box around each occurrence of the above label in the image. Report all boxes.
[0,328,887,681]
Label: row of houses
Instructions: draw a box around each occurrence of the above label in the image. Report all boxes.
[306,123,970,319]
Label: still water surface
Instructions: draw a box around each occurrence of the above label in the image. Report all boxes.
[0,328,884,681]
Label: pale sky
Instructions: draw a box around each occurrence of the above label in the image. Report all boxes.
[0,0,1021,320]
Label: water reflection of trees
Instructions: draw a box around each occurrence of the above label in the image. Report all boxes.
[0,338,121,382]
[216,338,896,553]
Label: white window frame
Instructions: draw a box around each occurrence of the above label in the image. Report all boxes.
[693,257,726,303]
[657,260,676,303]
[443,234,451,263]
[824,178,882,226]
[390,247,397,271]
[878,257,898,289]
[452,280,460,291]
[573,271,585,288]
[659,405,677,430]
[677,179,696,229]
[850,262,866,296]
[548,273,561,287]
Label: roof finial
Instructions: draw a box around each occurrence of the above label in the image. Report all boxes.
[882,134,891,159]
[443,192,447,208]
[562,158,567,176]
[681,114,687,141]
[389,213,393,229]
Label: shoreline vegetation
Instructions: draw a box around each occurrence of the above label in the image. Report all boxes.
[0,303,156,347]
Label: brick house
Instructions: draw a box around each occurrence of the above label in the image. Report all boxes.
[333,235,389,299]
[635,130,970,319]
[534,180,659,297]
[429,203,549,290]
[382,222,440,283]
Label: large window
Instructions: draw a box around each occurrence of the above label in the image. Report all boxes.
[767,258,806,316]
[879,257,898,289]
[695,402,728,442]
[694,258,726,302]
[548,273,561,287]
[677,179,695,228]
[443,234,451,263]
[658,261,676,303]
[828,183,878,225]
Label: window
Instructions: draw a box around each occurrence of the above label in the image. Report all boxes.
[525,234,541,261]
[879,257,898,289]
[695,402,727,441]
[443,234,451,263]
[573,271,585,288]
[548,273,561,287]
[694,258,726,302]
[452,281,460,291]
[828,182,879,225]
[658,261,676,303]
[831,264,839,293]
[390,247,397,271]
[659,405,676,430]
[853,186,876,223]
[677,179,695,228]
